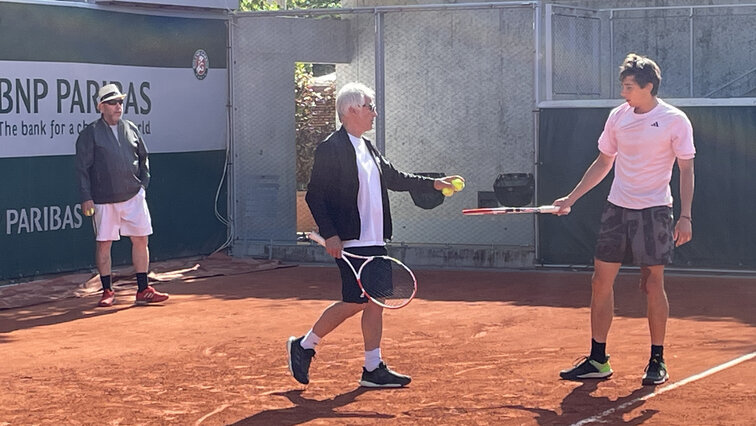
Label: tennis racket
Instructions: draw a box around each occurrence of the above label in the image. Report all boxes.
[306,232,417,309]
[462,205,563,216]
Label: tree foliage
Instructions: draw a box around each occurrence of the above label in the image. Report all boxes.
[295,64,336,190]
[239,0,340,11]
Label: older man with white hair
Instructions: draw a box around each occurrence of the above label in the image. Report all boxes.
[287,82,462,388]
[75,83,168,307]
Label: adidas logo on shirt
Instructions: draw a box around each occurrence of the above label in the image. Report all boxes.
[650,122,660,127]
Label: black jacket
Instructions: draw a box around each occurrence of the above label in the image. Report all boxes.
[75,117,150,204]
[305,126,436,242]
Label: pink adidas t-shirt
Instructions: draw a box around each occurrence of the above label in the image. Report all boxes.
[598,99,695,209]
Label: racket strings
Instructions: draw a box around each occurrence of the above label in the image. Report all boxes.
[359,257,416,308]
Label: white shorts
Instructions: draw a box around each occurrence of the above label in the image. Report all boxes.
[94,187,153,241]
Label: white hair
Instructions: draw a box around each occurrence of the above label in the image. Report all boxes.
[335,82,375,120]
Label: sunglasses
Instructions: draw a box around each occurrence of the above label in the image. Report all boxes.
[105,99,123,106]
[362,103,376,112]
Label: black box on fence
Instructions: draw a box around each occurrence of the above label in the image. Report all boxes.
[477,191,499,208]
[493,173,534,207]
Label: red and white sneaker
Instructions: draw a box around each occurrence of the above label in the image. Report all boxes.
[135,286,169,305]
[98,289,116,307]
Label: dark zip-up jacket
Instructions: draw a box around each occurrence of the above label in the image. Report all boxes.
[305,126,436,242]
[75,117,150,204]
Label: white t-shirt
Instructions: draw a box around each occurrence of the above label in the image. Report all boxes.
[342,133,385,248]
[598,99,695,209]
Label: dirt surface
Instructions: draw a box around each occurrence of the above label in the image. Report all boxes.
[1,265,754,425]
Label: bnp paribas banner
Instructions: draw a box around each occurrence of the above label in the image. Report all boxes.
[0,63,226,157]
[0,2,229,281]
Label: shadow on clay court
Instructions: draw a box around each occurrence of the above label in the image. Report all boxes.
[1,266,754,336]
[159,267,756,326]
[505,380,658,425]
[230,387,394,425]
[0,296,144,335]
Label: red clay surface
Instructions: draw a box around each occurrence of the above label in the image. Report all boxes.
[1,265,754,425]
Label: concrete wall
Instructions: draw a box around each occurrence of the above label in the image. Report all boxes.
[230,15,351,257]
[342,1,755,100]
[345,0,756,8]
[230,6,545,267]
[337,6,540,248]
[229,1,754,268]
[540,0,756,99]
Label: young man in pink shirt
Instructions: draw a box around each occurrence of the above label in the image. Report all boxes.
[553,54,695,385]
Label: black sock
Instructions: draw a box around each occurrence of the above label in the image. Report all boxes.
[100,275,112,291]
[651,345,664,362]
[136,272,149,292]
[590,338,607,363]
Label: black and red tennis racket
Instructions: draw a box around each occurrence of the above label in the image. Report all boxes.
[307,232,417,309]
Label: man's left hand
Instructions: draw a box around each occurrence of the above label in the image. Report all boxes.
[434,175,465,191]
[674,218,692,246]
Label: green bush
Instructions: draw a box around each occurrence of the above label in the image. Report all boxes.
[295,64,335,190]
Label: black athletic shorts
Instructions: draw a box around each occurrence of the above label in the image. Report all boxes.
[594,202,674,266]
[336,245,387,303]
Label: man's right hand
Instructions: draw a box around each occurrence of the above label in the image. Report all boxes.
[552,197,573,215]
[325,235,344,259]
[82,200,95,216]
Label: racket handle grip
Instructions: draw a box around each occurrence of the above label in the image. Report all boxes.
[540,205,560,213]
[306,232,327,247]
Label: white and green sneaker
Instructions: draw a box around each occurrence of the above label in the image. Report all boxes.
[560,355,613,380]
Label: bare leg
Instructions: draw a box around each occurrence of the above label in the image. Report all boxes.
[95,240,113,276]
[361,301,384,351]
[130,236,149,273]
[311,301,365,338]
[640,265,668,346]
[591,259,622,342]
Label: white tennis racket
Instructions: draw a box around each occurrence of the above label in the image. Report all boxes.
[306,232,417,309]
[462,205,564,216]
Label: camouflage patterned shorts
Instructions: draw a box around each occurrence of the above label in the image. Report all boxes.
[594,202,674,266]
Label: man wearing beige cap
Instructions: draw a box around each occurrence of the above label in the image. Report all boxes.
[75,83,169,307]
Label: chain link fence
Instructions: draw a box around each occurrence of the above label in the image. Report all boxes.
[229,2,755,267]
[546,3,756,100]
[342,6,539,246]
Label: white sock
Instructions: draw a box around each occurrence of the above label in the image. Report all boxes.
[300,330,320,350]
[364,348,382,372]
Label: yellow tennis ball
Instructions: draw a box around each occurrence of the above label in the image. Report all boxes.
[442,187,454,197]
[84,207,94,217]
[451,178,465,192]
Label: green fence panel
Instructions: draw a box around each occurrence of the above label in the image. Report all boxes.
[538,106,756,270]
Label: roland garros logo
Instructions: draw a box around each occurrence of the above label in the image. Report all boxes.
[193,49,209,80]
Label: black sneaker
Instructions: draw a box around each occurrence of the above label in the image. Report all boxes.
[642,358,669,385]
[359,362,411,388]
[287,336,315,384]
[560,355,613,380]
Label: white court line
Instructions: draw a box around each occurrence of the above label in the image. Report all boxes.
[195,404,230,425]
[571,351,756,426]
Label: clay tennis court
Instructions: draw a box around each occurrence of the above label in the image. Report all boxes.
[1,259,754,425]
